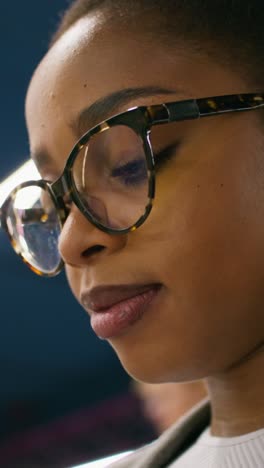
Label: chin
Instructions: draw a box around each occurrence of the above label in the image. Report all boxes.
[110,337,215,384]
[112,348,186,384]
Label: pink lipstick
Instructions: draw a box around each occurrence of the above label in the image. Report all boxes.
[81,284,161,339]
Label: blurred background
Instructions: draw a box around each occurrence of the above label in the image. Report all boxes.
[0,2,156,467]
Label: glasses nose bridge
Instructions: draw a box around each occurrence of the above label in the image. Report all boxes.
[50,173,71,201]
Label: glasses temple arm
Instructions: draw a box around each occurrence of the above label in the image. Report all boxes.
[147,100,200,125]
[148,94,264,126]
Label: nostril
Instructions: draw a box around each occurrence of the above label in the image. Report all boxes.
[82,244,105,258]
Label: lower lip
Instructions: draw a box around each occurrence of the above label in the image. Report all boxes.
[90,286,161,339]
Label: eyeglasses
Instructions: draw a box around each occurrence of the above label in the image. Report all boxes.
[1,92,264,277]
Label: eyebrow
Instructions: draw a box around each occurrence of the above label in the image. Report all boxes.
[32,86,179,172]
[71,86,178,137]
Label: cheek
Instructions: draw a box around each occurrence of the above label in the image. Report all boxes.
[160,140,264,304]
[112,130,264,380]
[151,118,264,299]
[65,266,82,303]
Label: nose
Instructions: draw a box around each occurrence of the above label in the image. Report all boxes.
[58,204,127,267]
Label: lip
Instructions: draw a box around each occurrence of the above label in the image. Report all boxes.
[81,283,162,339]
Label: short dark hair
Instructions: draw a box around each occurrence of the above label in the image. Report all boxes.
[51,0,264,87]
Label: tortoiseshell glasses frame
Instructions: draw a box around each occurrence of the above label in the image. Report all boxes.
[1,92,264,277]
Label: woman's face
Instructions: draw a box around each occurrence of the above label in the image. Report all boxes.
[26,14,264,382]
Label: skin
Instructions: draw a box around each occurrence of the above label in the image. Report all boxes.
[25,13,264,436]
[133,380,208,433]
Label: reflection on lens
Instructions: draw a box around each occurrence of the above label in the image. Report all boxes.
[6,185,61,275]
[72,125,150,230]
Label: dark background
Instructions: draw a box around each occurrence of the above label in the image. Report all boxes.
[0,3,155,466]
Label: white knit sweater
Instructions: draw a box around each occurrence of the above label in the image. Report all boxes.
[169,426,264,467]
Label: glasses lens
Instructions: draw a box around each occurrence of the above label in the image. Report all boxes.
[72,125,150,230]
[5,185,61,275]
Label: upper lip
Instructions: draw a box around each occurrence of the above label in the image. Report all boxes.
[81,283,162,313]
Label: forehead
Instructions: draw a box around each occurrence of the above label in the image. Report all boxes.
[26,14,191,117]
[27,18,244,113]
[25,14,105,132]
[25,13,245,172]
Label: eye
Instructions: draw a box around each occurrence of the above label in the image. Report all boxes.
[111,158,147,187]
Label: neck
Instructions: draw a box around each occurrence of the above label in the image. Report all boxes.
[205,344,264,437]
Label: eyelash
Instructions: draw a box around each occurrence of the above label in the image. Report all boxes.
[153,141,182,171]
[111,159,147,187]
[109,140,182,189]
